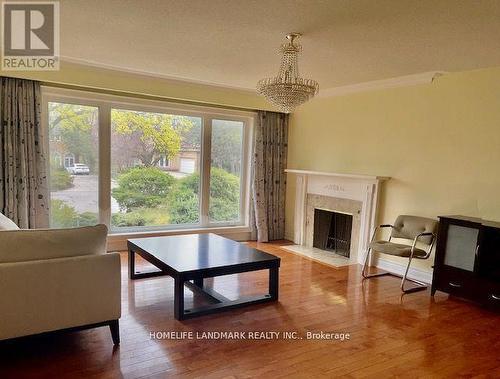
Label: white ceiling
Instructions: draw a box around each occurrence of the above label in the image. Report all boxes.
[60,0,500,91]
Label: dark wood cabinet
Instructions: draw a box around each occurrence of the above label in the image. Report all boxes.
[432,215,500,311]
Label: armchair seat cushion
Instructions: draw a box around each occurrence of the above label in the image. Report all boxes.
[369,240,427,258]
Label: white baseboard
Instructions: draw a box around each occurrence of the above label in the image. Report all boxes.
[374,257,433,284]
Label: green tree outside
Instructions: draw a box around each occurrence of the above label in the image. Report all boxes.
[48,102,98,172]
[111,110,195,168]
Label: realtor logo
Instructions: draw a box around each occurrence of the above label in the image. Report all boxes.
[2,1,60,70]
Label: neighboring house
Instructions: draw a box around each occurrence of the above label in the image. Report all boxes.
[155,140,201,174]
[157,149,200,174]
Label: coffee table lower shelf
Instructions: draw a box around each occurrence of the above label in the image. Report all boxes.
[129,249,279,321]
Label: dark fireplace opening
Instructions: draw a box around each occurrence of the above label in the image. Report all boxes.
[313,209,353,258]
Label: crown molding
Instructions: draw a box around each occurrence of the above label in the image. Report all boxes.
[60,56,257,94]
[59,57,446,100]
[318,71,446,98]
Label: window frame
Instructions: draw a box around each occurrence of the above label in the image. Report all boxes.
[42,86,255,235]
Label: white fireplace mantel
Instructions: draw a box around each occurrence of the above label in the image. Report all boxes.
[285,169,390,264]
[285,169,390,182]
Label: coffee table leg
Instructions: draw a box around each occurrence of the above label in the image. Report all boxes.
[174,276,185,320]
[128,249,136,280]
[193,277,204,288]
[269,266,279,300]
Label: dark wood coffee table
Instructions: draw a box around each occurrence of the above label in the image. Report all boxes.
[127,233,280,320]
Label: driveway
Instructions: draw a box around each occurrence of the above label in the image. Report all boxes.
[51,175,120,214]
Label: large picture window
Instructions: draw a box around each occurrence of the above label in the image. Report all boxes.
[43,89,253,234]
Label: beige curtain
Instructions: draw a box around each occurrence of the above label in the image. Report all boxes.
[252,111,288,242]
[0,77,49,228]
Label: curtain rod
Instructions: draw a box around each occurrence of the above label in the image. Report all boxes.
[40,80,261,113]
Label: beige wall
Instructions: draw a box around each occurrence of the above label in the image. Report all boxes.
[286,66,500,270]
[0,60,271,110]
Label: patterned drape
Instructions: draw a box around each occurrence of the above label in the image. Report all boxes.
[252,111,288,242]
[0,77,49,228]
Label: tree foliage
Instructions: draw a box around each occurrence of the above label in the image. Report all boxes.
[111,110,194,167]
[48,103,98,171]
[49,104,198,174]
[211,121,243,175]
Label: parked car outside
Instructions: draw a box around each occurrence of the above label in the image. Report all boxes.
[67,163,90,175]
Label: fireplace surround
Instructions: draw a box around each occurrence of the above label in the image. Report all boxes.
[285,169,389,266]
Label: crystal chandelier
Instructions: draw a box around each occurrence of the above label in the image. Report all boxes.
[257,33,319,113]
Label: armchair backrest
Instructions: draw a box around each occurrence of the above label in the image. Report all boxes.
[391,215,438,245]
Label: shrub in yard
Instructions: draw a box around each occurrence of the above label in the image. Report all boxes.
[77,212,98,226]
[50,200,99,227]
[112,212,150,227]
[209,168,239,200]
[50,168,73,191]
[208,168,240,222]
[168,168,240,224]
[112,167,175,211]
[209,196,240,222]
[175,171,200,194]
[50,199,78,228]
[168,185,200,224]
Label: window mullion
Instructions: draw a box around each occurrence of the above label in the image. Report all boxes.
[200,117,212,226]
[98,103,111,227]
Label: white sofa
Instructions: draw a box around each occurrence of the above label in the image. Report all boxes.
[0,215,121,344]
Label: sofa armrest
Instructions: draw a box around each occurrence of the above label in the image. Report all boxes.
[0,252,121,340]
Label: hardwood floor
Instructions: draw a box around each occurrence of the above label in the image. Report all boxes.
[1,241,499,378]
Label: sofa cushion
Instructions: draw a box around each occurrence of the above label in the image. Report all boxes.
[0,213,19,231]
[0,224,108,263]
